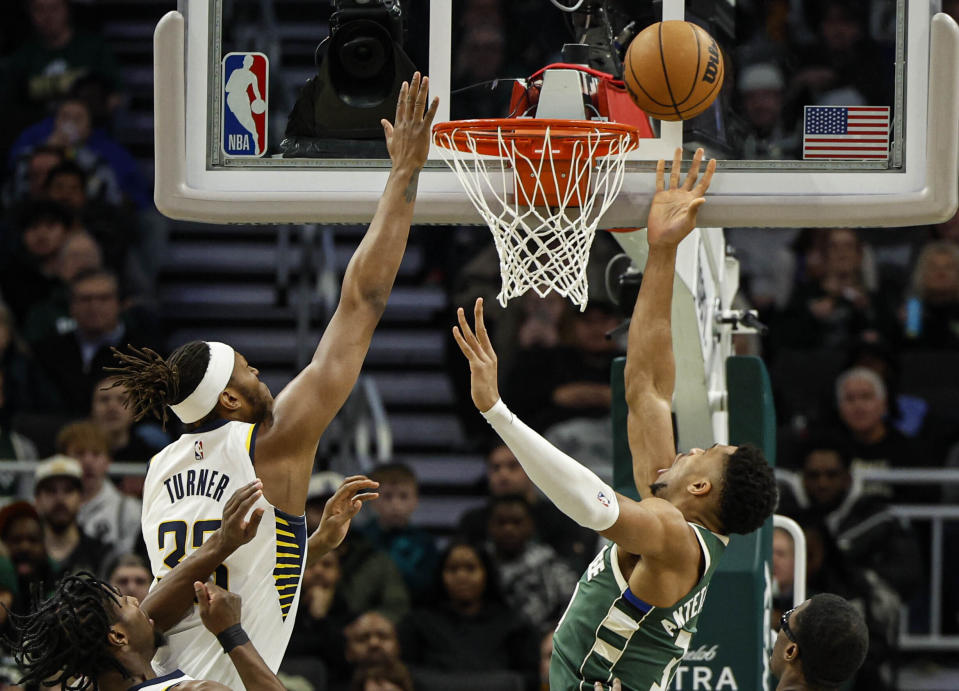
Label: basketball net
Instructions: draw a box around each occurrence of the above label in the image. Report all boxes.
[434,121,638,310]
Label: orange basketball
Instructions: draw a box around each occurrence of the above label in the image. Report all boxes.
[623,21,725,121]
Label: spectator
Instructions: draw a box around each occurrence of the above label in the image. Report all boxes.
[346,612,402,670]
[775,228,897,354]
[772,526,795,618]
[7,96,149,210]
[32,268,156,415]
[360,462,439,603]
[0,501,56,620]
[792,0,891,109]
[306,473,411,623]
[458,442,595,572]
[1,0,123,130]
[0,369,38,497]
[0,199,72,326]
[0,143,63,208]
[0,301,62,423]
[56,420,142,555]
[398,541,539,690]
[43,159,146,289]
[350,660,414,691]
[780,440,921,600]
[902,241,959,349]
[90,374,164,463]
[107,553,151,602]
[20,228,102,344]
[33,454,111,577]
[287,548,356,687]
[736,62,799,159]
[485,495,578,633]
[833,367,921,487]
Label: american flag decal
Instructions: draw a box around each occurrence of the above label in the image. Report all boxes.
[802,106,890,160]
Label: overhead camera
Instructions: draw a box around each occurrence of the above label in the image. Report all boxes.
[282,0,416,155]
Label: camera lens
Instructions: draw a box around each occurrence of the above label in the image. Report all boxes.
[340,36,386,78]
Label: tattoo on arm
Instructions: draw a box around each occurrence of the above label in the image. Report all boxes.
[404,169,422,204]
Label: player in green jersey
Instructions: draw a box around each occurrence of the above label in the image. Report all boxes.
[453,148,779,691]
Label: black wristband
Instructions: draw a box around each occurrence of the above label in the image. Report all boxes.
[216,623,249,654]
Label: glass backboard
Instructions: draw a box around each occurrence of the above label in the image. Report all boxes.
[154,0,959,226]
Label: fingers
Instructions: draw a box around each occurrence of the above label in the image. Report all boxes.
[225,480,263,515]
[424,96,440,126]
[683,147,704,190]
[235,482,263,518]
[381,118,393,140]
[246,507,265,535]
[694,157,717,196]
[194,581,210,614]
[474,298,495,356]
[452,325,478,361]
[412,75,429,120]
[669,147,682,190]
[334,478,380,501]
[656,158,665,192]
[395,79,410,124]
[456,306,483,357]
[349,491,379,515]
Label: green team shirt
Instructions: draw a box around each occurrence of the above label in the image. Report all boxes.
[550,523,728,691]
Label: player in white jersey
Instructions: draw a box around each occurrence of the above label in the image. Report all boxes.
[108,73,437,686]
[5,482,292,690]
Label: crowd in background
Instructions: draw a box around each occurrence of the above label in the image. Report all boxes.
[1,0,959,689]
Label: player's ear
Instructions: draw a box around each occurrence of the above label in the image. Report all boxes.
[783,641,799,662]
[687,478,712,496]
[106,624,128,648]
[218,388,242,411]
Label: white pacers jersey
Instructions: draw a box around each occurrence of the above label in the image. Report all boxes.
[142,419,306,689]
[128,669,194,690]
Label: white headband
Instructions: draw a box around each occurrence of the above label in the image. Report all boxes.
[170,342,236,423]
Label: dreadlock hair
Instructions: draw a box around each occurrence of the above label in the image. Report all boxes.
[5,572,129,690]
[717,443,778,535]
[107,341,214,429]
[793,593,869,689]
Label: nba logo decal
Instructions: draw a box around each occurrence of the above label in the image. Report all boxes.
[194,440,204,461]
[222,52,268,157]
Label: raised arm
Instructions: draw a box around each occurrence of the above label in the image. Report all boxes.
[255,74,439,511]
[625,148,715,497]
[141,481,264,631]
[452,298,678,558]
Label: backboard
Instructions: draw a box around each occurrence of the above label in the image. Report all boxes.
[155,0,959,227]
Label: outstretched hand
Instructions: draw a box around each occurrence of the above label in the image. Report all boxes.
[646,147,716,248]
[381,72,440,170]
[310,475,379,556]
[452,297,501,413]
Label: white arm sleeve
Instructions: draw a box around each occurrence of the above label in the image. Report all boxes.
[482,399,620,531]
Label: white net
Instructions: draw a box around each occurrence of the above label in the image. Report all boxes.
[434,122,636,310]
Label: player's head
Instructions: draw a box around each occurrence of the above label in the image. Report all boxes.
[109,340,273,429]
[649,442,777,535]
[771,593,869,689]
[243,54,254,69]
[6,572,165,690]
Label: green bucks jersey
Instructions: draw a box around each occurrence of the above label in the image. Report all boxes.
[550,524,728,691]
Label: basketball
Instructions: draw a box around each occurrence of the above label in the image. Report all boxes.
[251,98,266,115]
[623,21,725,121]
